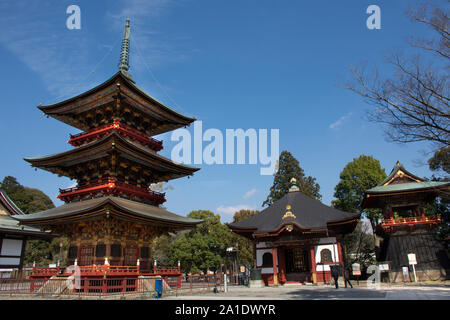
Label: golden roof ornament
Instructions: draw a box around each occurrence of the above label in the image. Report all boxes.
[282,204,296,220]
[289,177,299,192]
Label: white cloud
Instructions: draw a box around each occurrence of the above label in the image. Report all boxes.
[243,188,257,199]
[0,2,102,100]
[0,1,191,103]
[107,0,192,72]
[329,112,352,130]
[216,204,256,218]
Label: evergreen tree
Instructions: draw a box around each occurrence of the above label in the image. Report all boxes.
[168,210,233,274]
[0,176,67,266]
[332,155,387,230]
[263,151,321,206]
[230,209,259,266]
[0,176,54,214]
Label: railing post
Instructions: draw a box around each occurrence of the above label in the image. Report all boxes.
[84,277,88,293]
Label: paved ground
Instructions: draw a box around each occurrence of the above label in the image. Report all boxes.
[163,282,450,300]
[1,282,449,300]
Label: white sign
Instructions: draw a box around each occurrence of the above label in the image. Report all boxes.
[408,253,417,265]
[402,267,409,276]
[379,264,389,271]
[352,263,360,271]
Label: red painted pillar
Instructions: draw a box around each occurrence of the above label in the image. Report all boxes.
[310,246,316,283]
[253,242,257,268]
[277,247,286,284]
[337,240,344,275]
[272,247,278,285]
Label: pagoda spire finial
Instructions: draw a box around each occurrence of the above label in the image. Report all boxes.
[118,18,131,77]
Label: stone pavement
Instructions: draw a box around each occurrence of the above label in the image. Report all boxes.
[1,282,449,300]
[163,282,450,300]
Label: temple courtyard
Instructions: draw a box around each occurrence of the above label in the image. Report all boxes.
[0,282,449,300]
[163,282,450,300]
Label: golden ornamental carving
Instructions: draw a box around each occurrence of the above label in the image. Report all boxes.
[282,204,296,220]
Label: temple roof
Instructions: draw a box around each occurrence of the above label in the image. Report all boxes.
[365,181,450,194]
[0,190,53,237]
[379,161,425,186]
[12,196,202,229]
[24,131,199,180]
[38,71,195,135]
[228,190,360,238]
[361,161,450,209]
[0,190,25,216]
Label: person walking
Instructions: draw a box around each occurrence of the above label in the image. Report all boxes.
[344,267,353,288]
[331,265,340,289]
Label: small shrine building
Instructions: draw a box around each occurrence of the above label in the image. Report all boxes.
[362,161,450,281]
[228,180,360,285]
[0,191,53,277]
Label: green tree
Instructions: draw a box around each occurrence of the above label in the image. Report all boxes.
[332,155,387,230]
[263,151,321,206]
[341,221,376,271]
[428,146,450,176]
[0,176,54,214]
[229,209,259,266]
[0,176,67,266]
[168,210,233,274]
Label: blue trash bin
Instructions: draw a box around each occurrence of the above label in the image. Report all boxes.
[155,279,162,298]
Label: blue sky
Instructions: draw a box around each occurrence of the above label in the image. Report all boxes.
[0,0,443,222]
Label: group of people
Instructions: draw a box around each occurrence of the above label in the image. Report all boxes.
[330,265,353,289]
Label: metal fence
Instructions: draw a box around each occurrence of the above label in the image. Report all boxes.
[0,274,226,298]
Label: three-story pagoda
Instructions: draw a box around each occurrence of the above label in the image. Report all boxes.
[14,19,201,272]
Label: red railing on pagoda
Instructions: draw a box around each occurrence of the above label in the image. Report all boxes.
[379,215,441,233]
[381,215,441,227]
[58,177,166,205]
[30,266,60,278]
[68,120,163,152]
[153,266,180,275]
[30,265,140,278]
[27,262,187,293]
[77,265,140,277]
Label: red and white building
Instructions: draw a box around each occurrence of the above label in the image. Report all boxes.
[228,181,360,285]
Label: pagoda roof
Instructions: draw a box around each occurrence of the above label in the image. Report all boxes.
[228,190,360,238]
[379,161,425,186]
[0,190,53,238]
[365,181,450,194]
[361,161,450,209]
[0,190,25,216]
[24,131,199,180]
[12,196,202,230]
[38,71,195,135]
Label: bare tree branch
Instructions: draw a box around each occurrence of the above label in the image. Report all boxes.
[345,3,449,151]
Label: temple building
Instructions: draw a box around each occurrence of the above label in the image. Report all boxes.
[228,179,360,285]
[0,191,52,277]
[13,19,201,276]
[362,161,450,282]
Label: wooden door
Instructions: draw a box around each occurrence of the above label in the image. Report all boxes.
[285,248,309,273]
[123,247,138,266]
[79,246,94,266]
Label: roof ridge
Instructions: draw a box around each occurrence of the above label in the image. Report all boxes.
[0,190,25,215]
